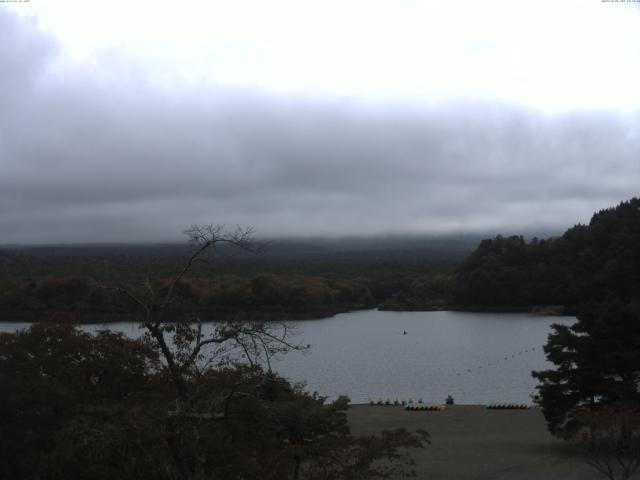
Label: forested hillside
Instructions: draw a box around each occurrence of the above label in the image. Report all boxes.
[451,198,640,311]
[0,238,465,321]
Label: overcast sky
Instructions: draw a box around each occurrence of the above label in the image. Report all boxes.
[1,1,639,244]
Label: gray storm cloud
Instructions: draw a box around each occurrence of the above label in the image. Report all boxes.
[1,9,639,244]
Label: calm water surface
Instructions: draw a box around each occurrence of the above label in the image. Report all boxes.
[1,309,574,404]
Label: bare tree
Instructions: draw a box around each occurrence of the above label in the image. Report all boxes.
[580,406,640,480]
[115,224,302,398]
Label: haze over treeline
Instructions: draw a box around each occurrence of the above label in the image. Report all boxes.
[1,2,639,244]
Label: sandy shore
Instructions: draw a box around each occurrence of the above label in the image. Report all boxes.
[348,405,601,480]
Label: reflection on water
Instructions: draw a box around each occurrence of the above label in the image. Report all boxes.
[0,309,574,404]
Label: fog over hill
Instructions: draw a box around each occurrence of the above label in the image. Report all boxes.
[1,230,562,261]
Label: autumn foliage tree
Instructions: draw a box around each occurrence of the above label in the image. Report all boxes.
[0,323,160,479]
[0,324,428,480]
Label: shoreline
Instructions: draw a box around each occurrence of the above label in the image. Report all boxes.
[0,304,575,323]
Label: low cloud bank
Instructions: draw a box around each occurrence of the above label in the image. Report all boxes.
[1,9,638,243]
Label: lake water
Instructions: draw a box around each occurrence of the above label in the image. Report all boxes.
[0,309,574,404]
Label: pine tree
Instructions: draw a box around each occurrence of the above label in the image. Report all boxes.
[533,300,640,437]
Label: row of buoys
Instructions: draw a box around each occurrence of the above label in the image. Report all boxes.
[406,403,446,411]
[453,346,538,378]
[487,403,530,409]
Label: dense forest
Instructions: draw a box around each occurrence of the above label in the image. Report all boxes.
[451,197,640,312]
[0,237,468,321]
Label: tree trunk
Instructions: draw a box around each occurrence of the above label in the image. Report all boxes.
[149,325,188,397]
[293,454,301,480]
